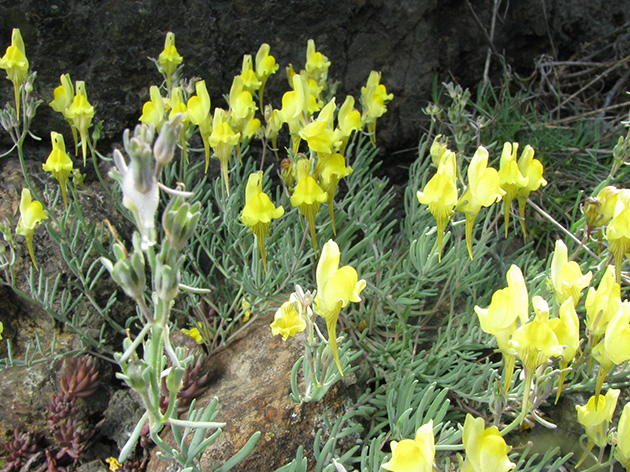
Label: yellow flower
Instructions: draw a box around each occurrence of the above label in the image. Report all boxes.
[315,240,366,375]
[239,54,262,92]
[299,98,337,154]
[209,108,240,195]
[320,153,352,235]
[241,171,284,273]
[65,81,94,165]
[417,150,458,261]
[606,201,630,283]
[603,301,630,366]
[181,326,204,344]
[140,85,166,131]
[360,70,393,145]
[241,112,261,142]
[576,389,620,448]
[278,74,309,152]
[241,298,252,323]
[16,188,49,269]
[43,132,73,209]
[457,146,505,259]
[509,296,564,372]
[585,265,621,337]
[382,420,435,472]
[333,95,361,155]
[474,265,528,393]
[290,173,327,253]
[270,300,306,341]
[278,85,306,124]
[616,402,630,469]
[429,135,448,168]
[0,28,29,119]
[229,76,257,125]
[50,73,74,117]
[304,39,331,85]
[592,301,630,399]
[186,80,212,170]
[159,32,183,90]
[254,43,278,106]
[549,298,580,364]
[597,186,624,226]
[255,43,279,81]
[306,77,325,115]
[166,86,191,162]
[509,296,564,421]
[516,144,547,236]
[187,80,211,127]
[549,299,580,401]
[498,142,528,237]
[550,239,592,307]
[361,70,393,120]
[477,265,530,336]
[105,457,121,472]
[50,74,81,155]
[462,414,515,472]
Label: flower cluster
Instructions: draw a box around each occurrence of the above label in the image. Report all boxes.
[270,240,365,401]
[50,73,95,165]
[382,415,515,472]
[382,421,435,472]
[139,34,391,261]
[418,138,546,260]
[573,389,630,468]
[475,239,589,422]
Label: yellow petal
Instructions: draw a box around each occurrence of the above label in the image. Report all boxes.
[270,301,306,341]
[316,239,340,291]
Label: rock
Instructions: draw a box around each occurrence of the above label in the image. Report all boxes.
[146,314,355,471]
[0,361,57,440]
[100,388,146,451]
[76,459,110,472]
[0,0,628,158]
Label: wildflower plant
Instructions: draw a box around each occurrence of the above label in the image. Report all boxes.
[2,24,630,472]
[273,240,366,403]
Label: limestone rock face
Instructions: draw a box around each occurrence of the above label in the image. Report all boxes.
[1,0,628,156]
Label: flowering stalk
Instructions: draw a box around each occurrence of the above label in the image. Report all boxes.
[0,29,29,121]
[273,240,365,403]
[102,119,258,469]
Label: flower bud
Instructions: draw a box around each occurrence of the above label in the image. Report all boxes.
[280,158,295,188]
[162,196,201,251]
[154,246,180,301]
[154,114,184,167]
[165,364,186,395]
[102,240,146,301]
[113,126,159,250]
[613,136,629,166]
[121,362,150,392]
[123,126,155,194]
[0,109,12,131]
[0,107,17,131]
[584,196,601,231]
[25,99,39,120]
[25,72,35,93]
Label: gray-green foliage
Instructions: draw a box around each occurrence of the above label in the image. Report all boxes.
[264,126,578,472]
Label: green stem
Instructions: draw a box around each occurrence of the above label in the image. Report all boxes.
[16,134,40,201]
